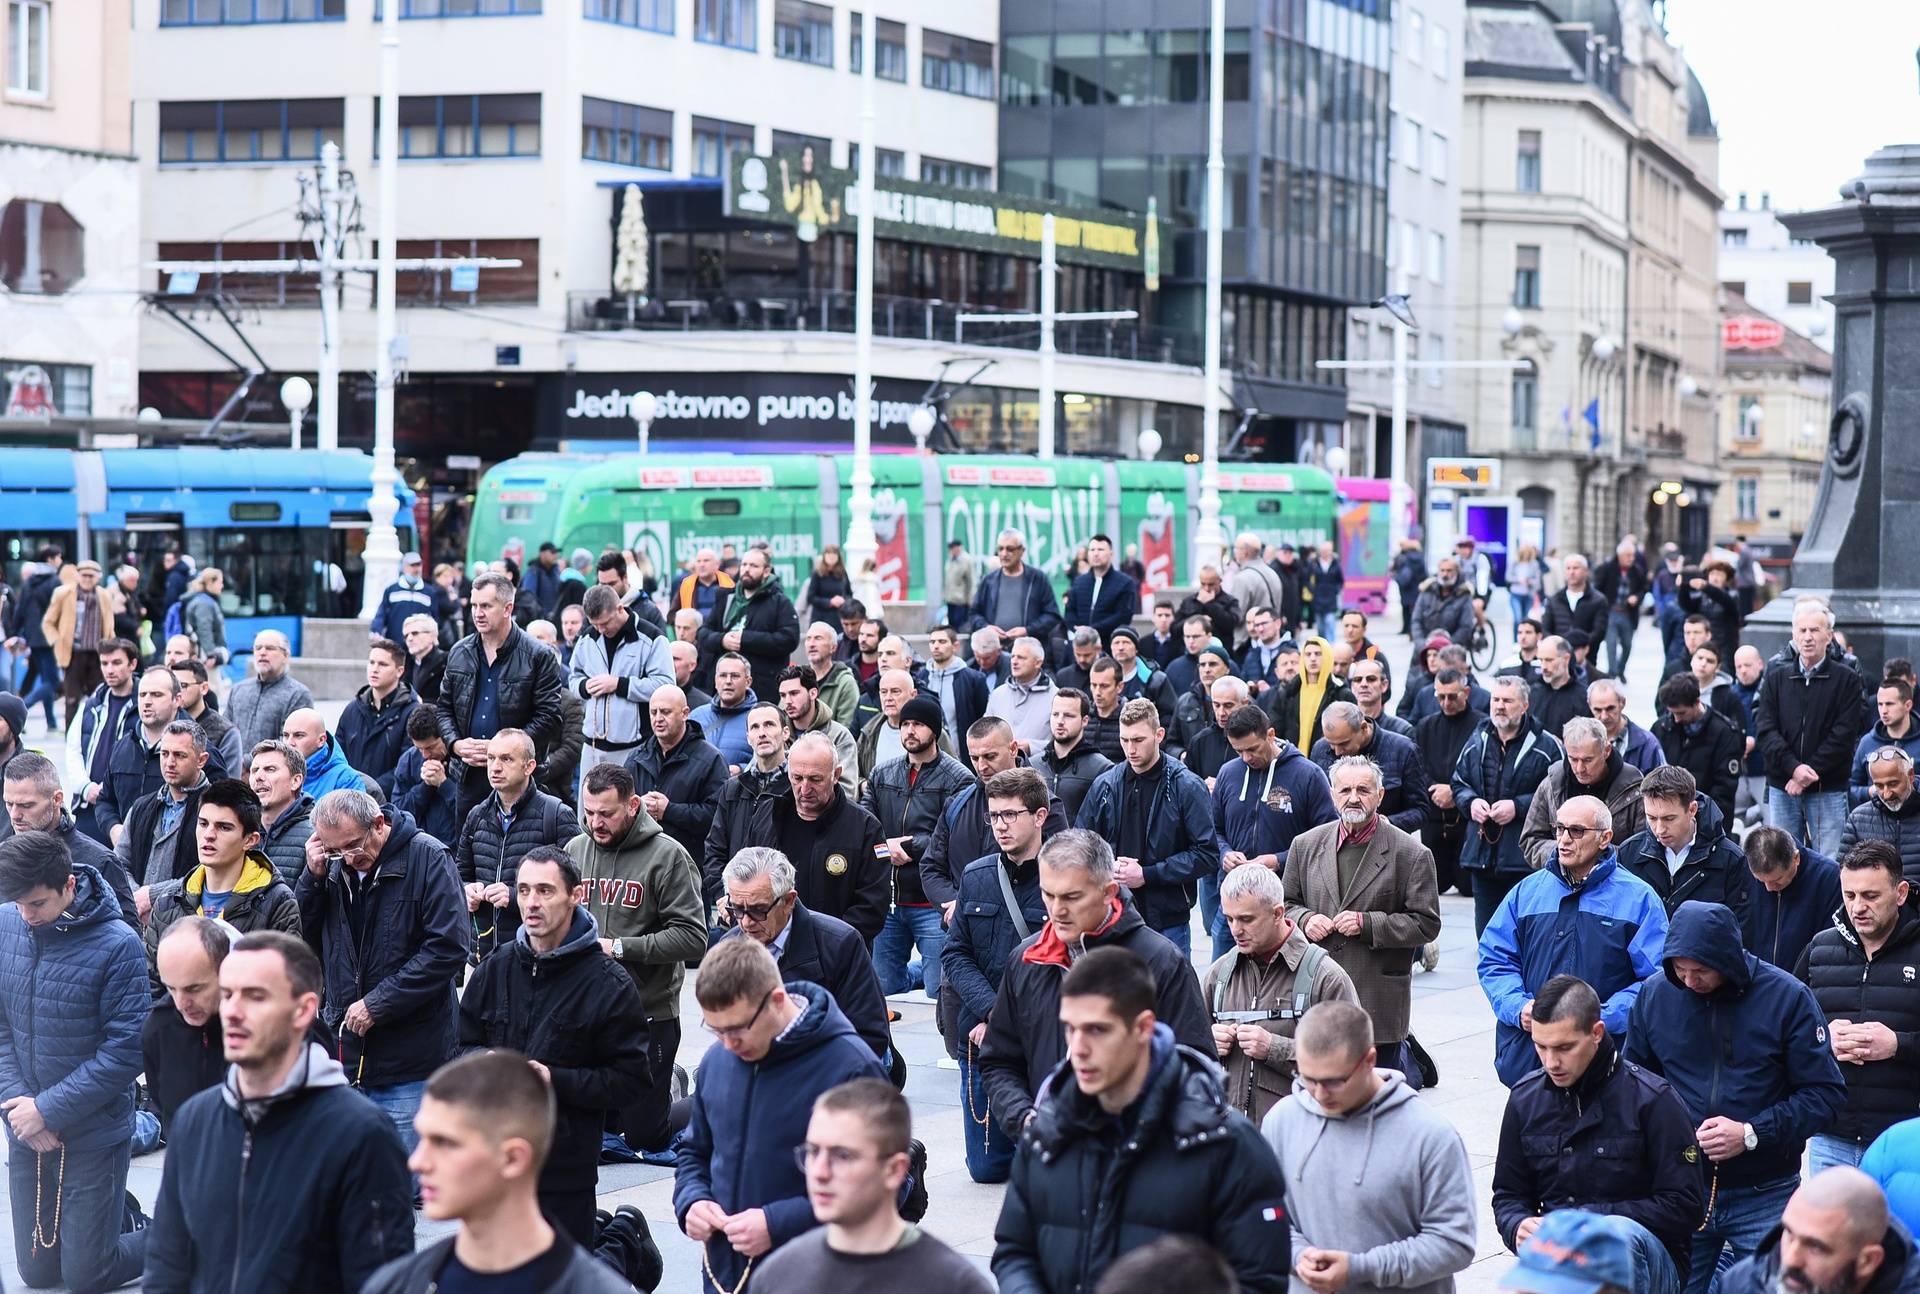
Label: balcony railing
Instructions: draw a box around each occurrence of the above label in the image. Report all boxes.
[565,289,1203,367]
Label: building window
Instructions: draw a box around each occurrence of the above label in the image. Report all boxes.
[1513,244,1540,308]
[1721,226,1747,247]
[694,0,754,49]
[1430,22,1448,75]
[391,0,539,15]
[159,99,345,164]
[582,97,670,170]
[1427,230,1444,284]
[1404,7,1422,63]
[1787,280,1813,305]
[386,237,539,305]
[379,94,540,158]
[1736,477,1758,521]
[7,0,49,92]
[847,144,904,178]
[0,359,89,417]
[922,28,993,98]
[1511,370,1537,431]
[921,155,990,189]
[1401,117,1422,172]
[692,115,753,177]
[1428,131,1448,181]
[774,0,831,65]
[0,200,82,294]
[1399,220,1420,280]
[848,12,905,81]
[770,130,830,164]
[1516,129,1541,191]
[583,0,669,29]
[160,0,343,25]
[1737,395,1762,440]
[155,239,318,303]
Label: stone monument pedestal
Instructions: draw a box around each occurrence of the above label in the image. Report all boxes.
[1742,144,1920,674]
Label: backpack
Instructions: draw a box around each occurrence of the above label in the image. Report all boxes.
[164,591,211,649]
[1210,943,1328,1022]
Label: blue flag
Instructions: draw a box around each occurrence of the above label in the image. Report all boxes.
[1583,398,1601,450]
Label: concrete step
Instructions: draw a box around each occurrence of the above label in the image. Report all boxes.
[286,658,368,701]
[300,617,373,660]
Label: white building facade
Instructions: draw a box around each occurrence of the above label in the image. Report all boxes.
[1717,192,1835,352]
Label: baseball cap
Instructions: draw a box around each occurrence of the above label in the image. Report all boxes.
[1499,1211,1635,1294]
[76,559,102,573]
[402,551,422,566]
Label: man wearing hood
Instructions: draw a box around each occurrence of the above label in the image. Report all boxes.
[674,937,887,1292]
[0,832,151,1294]
[1794,840,1920,1177]
[1268,635,1354,755]
[142,930,414,1292]
[1262,1000,1474,1294]
[1840,746,1920,888]
[691,652,759,772]
[697,547,799,704]
[1616,765,1750,920]
[977,830,1211,1141]
[336,640,419,799]
[455,846,650,1244]
[1720,1169,1920,1294]
[142,779,300,989]
[1478,795,1668,1087]
[297,788,471,1154]
[568,763,707,1158]
[1490,975,1705,1294]
[1210,704,1336,960]
[1853,679,1920,807]
[991,945,1292,1294]
[1626,900,1847,1291]
[283,706,378,801]
[1521,717,1646,870]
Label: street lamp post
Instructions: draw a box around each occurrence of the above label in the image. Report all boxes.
[280,375,313,450]
[359,0,404,620]
[632,389,657,457]
[844,9,882,613]
[1192,0,1228,579]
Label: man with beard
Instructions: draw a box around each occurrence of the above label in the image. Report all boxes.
[1540,553,1608,647]
[922,624,989,762]
[1411,556,1477,645]
[1035,688,1111,822]
[2,751,137,925]
[1453,676,1563,933]
[1415,669,1484,897]
[1521,716,1647,870]
[1652,674,1745,825]
[1529,637,1593,737]
[697,547,799,704]
[703,702,793,911]
[862,696,971,998]
[1311,701,1432,836]
[1717,1168,1920,1294]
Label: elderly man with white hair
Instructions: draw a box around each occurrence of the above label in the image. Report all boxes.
[985,637,1057,751]
[1756,596,1869,858]
[966,527,1062,652]
[969,626,1011,687]
[1587,676,1664,774]
[226,628,314,752]
[801,620,859,723]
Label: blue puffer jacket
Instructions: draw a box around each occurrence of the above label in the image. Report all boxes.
[1478,848,1668,1086]
[294,806,471,1088]
[672,982,887,1292]
[1624,901,1847,1190]
[1210,743,1335,871]
[689,690,758,769]
[1452,716,1562,875]
[304,732,374,800]
[1865,1120,1920,1247]
[1076,753,1220,930]
[0,863,150,1151]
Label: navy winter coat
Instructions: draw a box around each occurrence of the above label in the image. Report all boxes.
[294,806,472,1088]
[1615,794,1751,923]
[1075,753,1219,929]
[1064,566,1140,640]
[939,851,1049,1058]
[1742,843,1841,970]
[716,901,890,1060]
[335,683,419,799]
[1309,725,1431,833]
[672,983,887,1292]
[390,746,459,846]
[1624,901,1847,1189]
[969,566,1063,643]
[1452,716,1562,876]
[0,863,148,1152]
[1209,743,1335,871]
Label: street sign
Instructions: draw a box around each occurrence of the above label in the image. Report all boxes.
[1427,458,1501,490]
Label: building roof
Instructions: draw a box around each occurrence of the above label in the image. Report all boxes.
[1720,288,1832,374]
[1686,66,1717,137]
[1465,3,1585,80]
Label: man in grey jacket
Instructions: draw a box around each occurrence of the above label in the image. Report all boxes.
[1262,1000,1476,1294]
[225,630,314,752]
[568,583,674,791]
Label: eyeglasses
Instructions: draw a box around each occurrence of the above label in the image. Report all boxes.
[1297,1053,1370,1093]
[986,808,1034,827]
[997,544,1023,554]
[702,987,774,1041]
[729,895,790,923]
[1552,823,1596,839]
[793,1143,872,1173]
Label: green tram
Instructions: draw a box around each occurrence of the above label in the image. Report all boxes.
[467,453,1337,607]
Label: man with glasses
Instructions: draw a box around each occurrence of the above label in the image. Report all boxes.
[1346,657,1411,737]
[1521,717,1647,871]
[674,937,887,1294]
[1478,794,1668,1087]
[968,528,1062,657]
[1264,1000,1476,1294]
[1838,746,1920,887]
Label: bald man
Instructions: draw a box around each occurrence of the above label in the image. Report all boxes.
[283,707,379,799]
[1720,1168,1914,1294]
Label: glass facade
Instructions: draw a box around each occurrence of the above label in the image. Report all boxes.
[998,0,1389,396]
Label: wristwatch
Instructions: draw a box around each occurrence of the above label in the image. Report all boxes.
[1742,1123,1758,1152]
[611,938,625,961]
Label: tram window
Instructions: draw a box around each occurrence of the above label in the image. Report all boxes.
[501,504,536,523]
[701,499,742,517]
[230,502,282,523]
[1256,499,1282,513]
[214,527,315,618]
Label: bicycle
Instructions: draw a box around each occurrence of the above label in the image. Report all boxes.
[1467,600,1498,673]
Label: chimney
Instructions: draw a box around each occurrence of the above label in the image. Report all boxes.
[1760,191,1771,210]
[1738,192,1748,210]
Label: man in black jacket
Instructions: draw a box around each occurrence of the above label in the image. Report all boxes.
[1794,839,1920,1176]
[1529,636,1592,738]
[1035,688,1112,822]
[1415,670,1483,897]
[1491,975,1704,1293]
[1653,673,1744,824]
[400,612,447,703]
[623,684,728,867]
[455,728,578,961]
[701,702,790,912]
[436,571,569,824]
[862,696,971,997]
[977,829,1210,1140]
[456,846,649,1244]
[1540,554,1608,646]
[696,547,800,703]
[1755,597,1868,858]
[143,930,415,1292]
[297,789,471,1154]
[3,751,138,927]
[743,732,889,943]
[117,718,213,887]
[336,640,418,799]
[990,945,1291,1294]
[144,917,232,1134]
[1593,539,1649,677]
[920,717,1066,918]
[1616,766,1750,921]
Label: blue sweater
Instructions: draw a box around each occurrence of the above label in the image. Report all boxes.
[1209,744,1335,872]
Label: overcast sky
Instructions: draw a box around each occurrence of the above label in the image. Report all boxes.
[1664,0,1920,212]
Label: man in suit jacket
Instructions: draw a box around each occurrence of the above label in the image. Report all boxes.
[1282,753,1442,1087]
[968,528,1062,651]
[1063,534,1139,643]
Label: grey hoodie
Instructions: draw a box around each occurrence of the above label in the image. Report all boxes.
[1261,1069,1476,1294]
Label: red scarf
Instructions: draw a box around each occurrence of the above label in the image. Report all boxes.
[1338,814,1381,850]
[1022,896,1125,967]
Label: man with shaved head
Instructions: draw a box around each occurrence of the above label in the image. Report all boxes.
[741,731,890,943]
[1719,1168,1913,1294]
[227,628,314,751]
[624,683,728,867]
[283,706,376,799]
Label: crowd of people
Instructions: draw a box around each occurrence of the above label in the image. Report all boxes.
[4,525,1920,1294]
